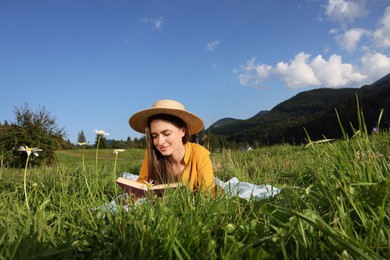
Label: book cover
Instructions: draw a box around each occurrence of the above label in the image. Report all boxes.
[116,177,179,197]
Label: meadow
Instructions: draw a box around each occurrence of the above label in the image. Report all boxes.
[0,124,389,259]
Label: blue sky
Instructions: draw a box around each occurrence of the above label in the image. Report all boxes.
[1,0,390,143]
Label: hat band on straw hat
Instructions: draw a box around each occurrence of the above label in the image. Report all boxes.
[129,99,204,135]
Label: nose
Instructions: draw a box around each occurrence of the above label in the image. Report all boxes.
[157,135,165,146]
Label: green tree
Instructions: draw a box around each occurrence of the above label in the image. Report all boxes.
[0,103,65,167]
[95,134,109,149]
[77,130,86,144]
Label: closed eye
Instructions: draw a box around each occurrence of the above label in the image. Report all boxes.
[151,131,172,139]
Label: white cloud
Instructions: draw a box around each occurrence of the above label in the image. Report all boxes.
[360,51,390,80]
[233,58,272,88]
[336,28,367,51]
[234,51,383,90]
[206,40,221,51]
[373,6,390,48]
[324,0,368,24]
[310,54,366,87]
[234,0,390,90]
[153,16,164,30]
[328,4,390,50]
[275,53,321,89]
[139,16,164,30]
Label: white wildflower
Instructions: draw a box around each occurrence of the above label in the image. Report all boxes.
[95,129,109,136]
[113,149,125,154]
[18,146,42,157]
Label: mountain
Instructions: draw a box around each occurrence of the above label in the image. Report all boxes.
[208,73,390,146]
[369,73,390,87]
[211,118,243,128]
[248,110,270,120]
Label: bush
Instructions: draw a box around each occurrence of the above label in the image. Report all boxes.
[0,103,65,167]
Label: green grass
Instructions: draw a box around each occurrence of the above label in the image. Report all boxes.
[0,128,389,259]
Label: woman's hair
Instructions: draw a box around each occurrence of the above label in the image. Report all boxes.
[145,114,191,183]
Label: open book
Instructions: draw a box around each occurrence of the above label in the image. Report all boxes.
[116,177,180,197]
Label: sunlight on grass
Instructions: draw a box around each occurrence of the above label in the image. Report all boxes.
[0,111,389,258]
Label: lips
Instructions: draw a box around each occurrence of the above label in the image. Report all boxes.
[159,146,169,152]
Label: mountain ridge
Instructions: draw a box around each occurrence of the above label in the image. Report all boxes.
[208,73,390,146]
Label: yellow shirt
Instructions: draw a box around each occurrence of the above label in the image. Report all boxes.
[137,142,215,196]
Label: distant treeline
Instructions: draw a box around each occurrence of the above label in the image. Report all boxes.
[70,134,147,150]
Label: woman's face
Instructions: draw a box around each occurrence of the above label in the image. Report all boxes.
[150,119,185,156]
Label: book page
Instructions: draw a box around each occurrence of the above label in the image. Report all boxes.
[116,177,179,192]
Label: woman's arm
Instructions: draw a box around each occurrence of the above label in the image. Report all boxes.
[196,149,216,197]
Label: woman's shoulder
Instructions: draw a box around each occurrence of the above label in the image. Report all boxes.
[187,142,209,155]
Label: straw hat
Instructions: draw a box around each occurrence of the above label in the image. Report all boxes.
[129,99,204,135]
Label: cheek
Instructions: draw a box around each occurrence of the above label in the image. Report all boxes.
[174,133,184,144]
[164,135,177,145]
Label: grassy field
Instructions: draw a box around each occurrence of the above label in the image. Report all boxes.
[0,127,389,259]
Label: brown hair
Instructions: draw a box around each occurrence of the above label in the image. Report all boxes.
[145,114,191,183]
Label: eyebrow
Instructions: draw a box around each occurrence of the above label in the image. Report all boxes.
[151,129,172,135]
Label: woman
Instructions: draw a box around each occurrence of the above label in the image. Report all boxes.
[129,99,216,196]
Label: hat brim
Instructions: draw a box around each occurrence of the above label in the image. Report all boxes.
[129,107,204,135]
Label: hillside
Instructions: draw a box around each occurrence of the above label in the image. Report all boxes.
[208,73,390,145]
